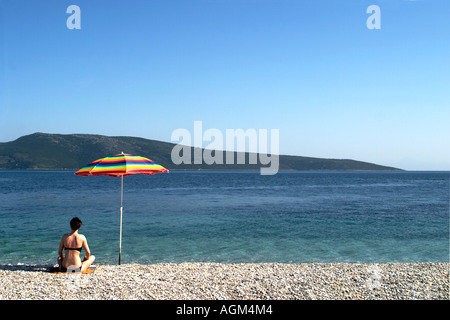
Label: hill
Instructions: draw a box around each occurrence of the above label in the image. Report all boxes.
[0,133,401,171]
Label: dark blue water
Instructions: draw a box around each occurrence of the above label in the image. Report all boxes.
[0,170,448,265]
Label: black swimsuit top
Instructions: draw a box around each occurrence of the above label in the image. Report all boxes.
[65,247,82,252]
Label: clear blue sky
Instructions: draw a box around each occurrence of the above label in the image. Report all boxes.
[1,0,449,170]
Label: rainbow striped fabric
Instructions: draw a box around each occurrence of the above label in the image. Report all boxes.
[75,153,169,177]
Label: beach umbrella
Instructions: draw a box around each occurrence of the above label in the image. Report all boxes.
[75,153,169,264]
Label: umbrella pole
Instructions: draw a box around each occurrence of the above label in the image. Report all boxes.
[119,175,123,265]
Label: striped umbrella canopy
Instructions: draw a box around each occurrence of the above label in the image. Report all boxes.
[75,153,169,264]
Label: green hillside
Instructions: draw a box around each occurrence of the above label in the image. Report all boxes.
[0,133,401,171]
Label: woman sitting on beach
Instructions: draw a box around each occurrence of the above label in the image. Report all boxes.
[58,217,95,273]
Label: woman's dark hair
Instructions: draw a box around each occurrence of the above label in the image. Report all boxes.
[70,217,82,231]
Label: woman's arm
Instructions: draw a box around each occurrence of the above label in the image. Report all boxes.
[58,235,65,260]
[82,236,92,260]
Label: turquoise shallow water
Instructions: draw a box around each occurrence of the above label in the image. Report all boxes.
[0,170,448,265]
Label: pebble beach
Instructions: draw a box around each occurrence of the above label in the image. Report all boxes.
[0,262,448,300]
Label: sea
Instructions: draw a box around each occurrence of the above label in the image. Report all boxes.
[0,170,448,265]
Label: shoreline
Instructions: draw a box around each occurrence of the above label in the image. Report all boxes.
[0,262,448,300]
